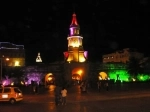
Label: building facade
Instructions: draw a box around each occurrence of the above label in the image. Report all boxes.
[0,42,25,67]
[102,48,144,63]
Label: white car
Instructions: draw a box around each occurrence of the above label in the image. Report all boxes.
[0,86,23,104]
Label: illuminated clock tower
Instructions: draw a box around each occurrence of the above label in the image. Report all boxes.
[64,13,88,62]
[63,13,89,82]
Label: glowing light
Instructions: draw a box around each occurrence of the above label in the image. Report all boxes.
[132,78,136,81]
[21,81,24,85]
[48,77,52,81]
[77,70,82,75]
[79,57,86,62]
[71,42,79,47]
[45,73,53,87]
[2,81,6,86]
[137,74,149,81]
[98,76,102,80]
[64,52,69,59]
[15,61,20,66]
[84,51,88,58]
[11,82,14,86]
[99,72,108,80]
[108,70,129,82]
[6,58,9,61]
[68,36,83,39]
[24,82,28,86]
[70,28,74,35]
[48,73,53,76]
[36,52,42,62]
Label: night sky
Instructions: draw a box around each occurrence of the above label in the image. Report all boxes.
[0,0,150,64]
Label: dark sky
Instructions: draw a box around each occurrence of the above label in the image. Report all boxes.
[0,0,150,64]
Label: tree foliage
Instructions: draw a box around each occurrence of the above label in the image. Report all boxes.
[127,57,143,77]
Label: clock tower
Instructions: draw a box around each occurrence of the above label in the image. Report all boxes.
[64,13,88,62]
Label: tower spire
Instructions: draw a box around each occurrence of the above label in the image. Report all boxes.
[69,13,80,36]
[70,13,79,27]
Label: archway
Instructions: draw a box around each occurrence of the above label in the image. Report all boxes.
[98,72,108,80]
[71,68,84,85]
[45,73,55,88]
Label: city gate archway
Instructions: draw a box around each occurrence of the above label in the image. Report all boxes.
[45,73,55,87]
[71,68,84,81]
[98,72,108,80]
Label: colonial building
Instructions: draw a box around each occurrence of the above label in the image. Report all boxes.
[0,14,90,86]
[102,48,144,63]
[0,42,25,67]
[1,14,149,86]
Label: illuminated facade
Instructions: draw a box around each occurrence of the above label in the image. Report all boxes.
[0,42,25,67]
[64,13,88,62]
[63,13,89,82]
[102,48,144,63]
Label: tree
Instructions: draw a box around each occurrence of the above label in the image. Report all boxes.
[140,57,150,74]
[127,57,143,79]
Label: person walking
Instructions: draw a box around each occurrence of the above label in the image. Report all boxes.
[54,86,61,106]
[105,81,109,91]
[97,81,101,92]
[61,87,67,105]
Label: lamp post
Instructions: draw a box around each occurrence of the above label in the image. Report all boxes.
[0,57,9,83]
[0,58,2,82]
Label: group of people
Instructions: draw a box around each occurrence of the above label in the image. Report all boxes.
[97,81,109,92]
[54,86,67,106]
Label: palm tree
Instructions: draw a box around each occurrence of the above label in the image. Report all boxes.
[127,57,143,80]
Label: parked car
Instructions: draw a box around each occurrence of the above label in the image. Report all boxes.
[0,86,23,104]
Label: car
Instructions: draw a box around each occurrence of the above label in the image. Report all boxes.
[0,86,23,104]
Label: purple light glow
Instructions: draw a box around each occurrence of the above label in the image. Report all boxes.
[70,28,74,36]
[84,51,88,58]
[26,73,43,85]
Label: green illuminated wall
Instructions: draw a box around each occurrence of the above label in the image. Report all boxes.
[107,70,130,82]
[137,74,150,81]
[99,63,150,82]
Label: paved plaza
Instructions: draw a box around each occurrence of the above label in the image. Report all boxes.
[23,84,150,103]
[1,84,150,112]
[22,85,150,112]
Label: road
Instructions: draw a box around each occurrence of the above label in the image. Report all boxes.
[1,85,150,112]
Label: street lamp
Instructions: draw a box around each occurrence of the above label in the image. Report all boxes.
[0,57,9,83]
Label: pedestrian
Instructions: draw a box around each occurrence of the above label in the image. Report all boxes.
[105,82,109,91]
[54,86,61,106]
[61,87,67,105]
[97,81,101,92]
